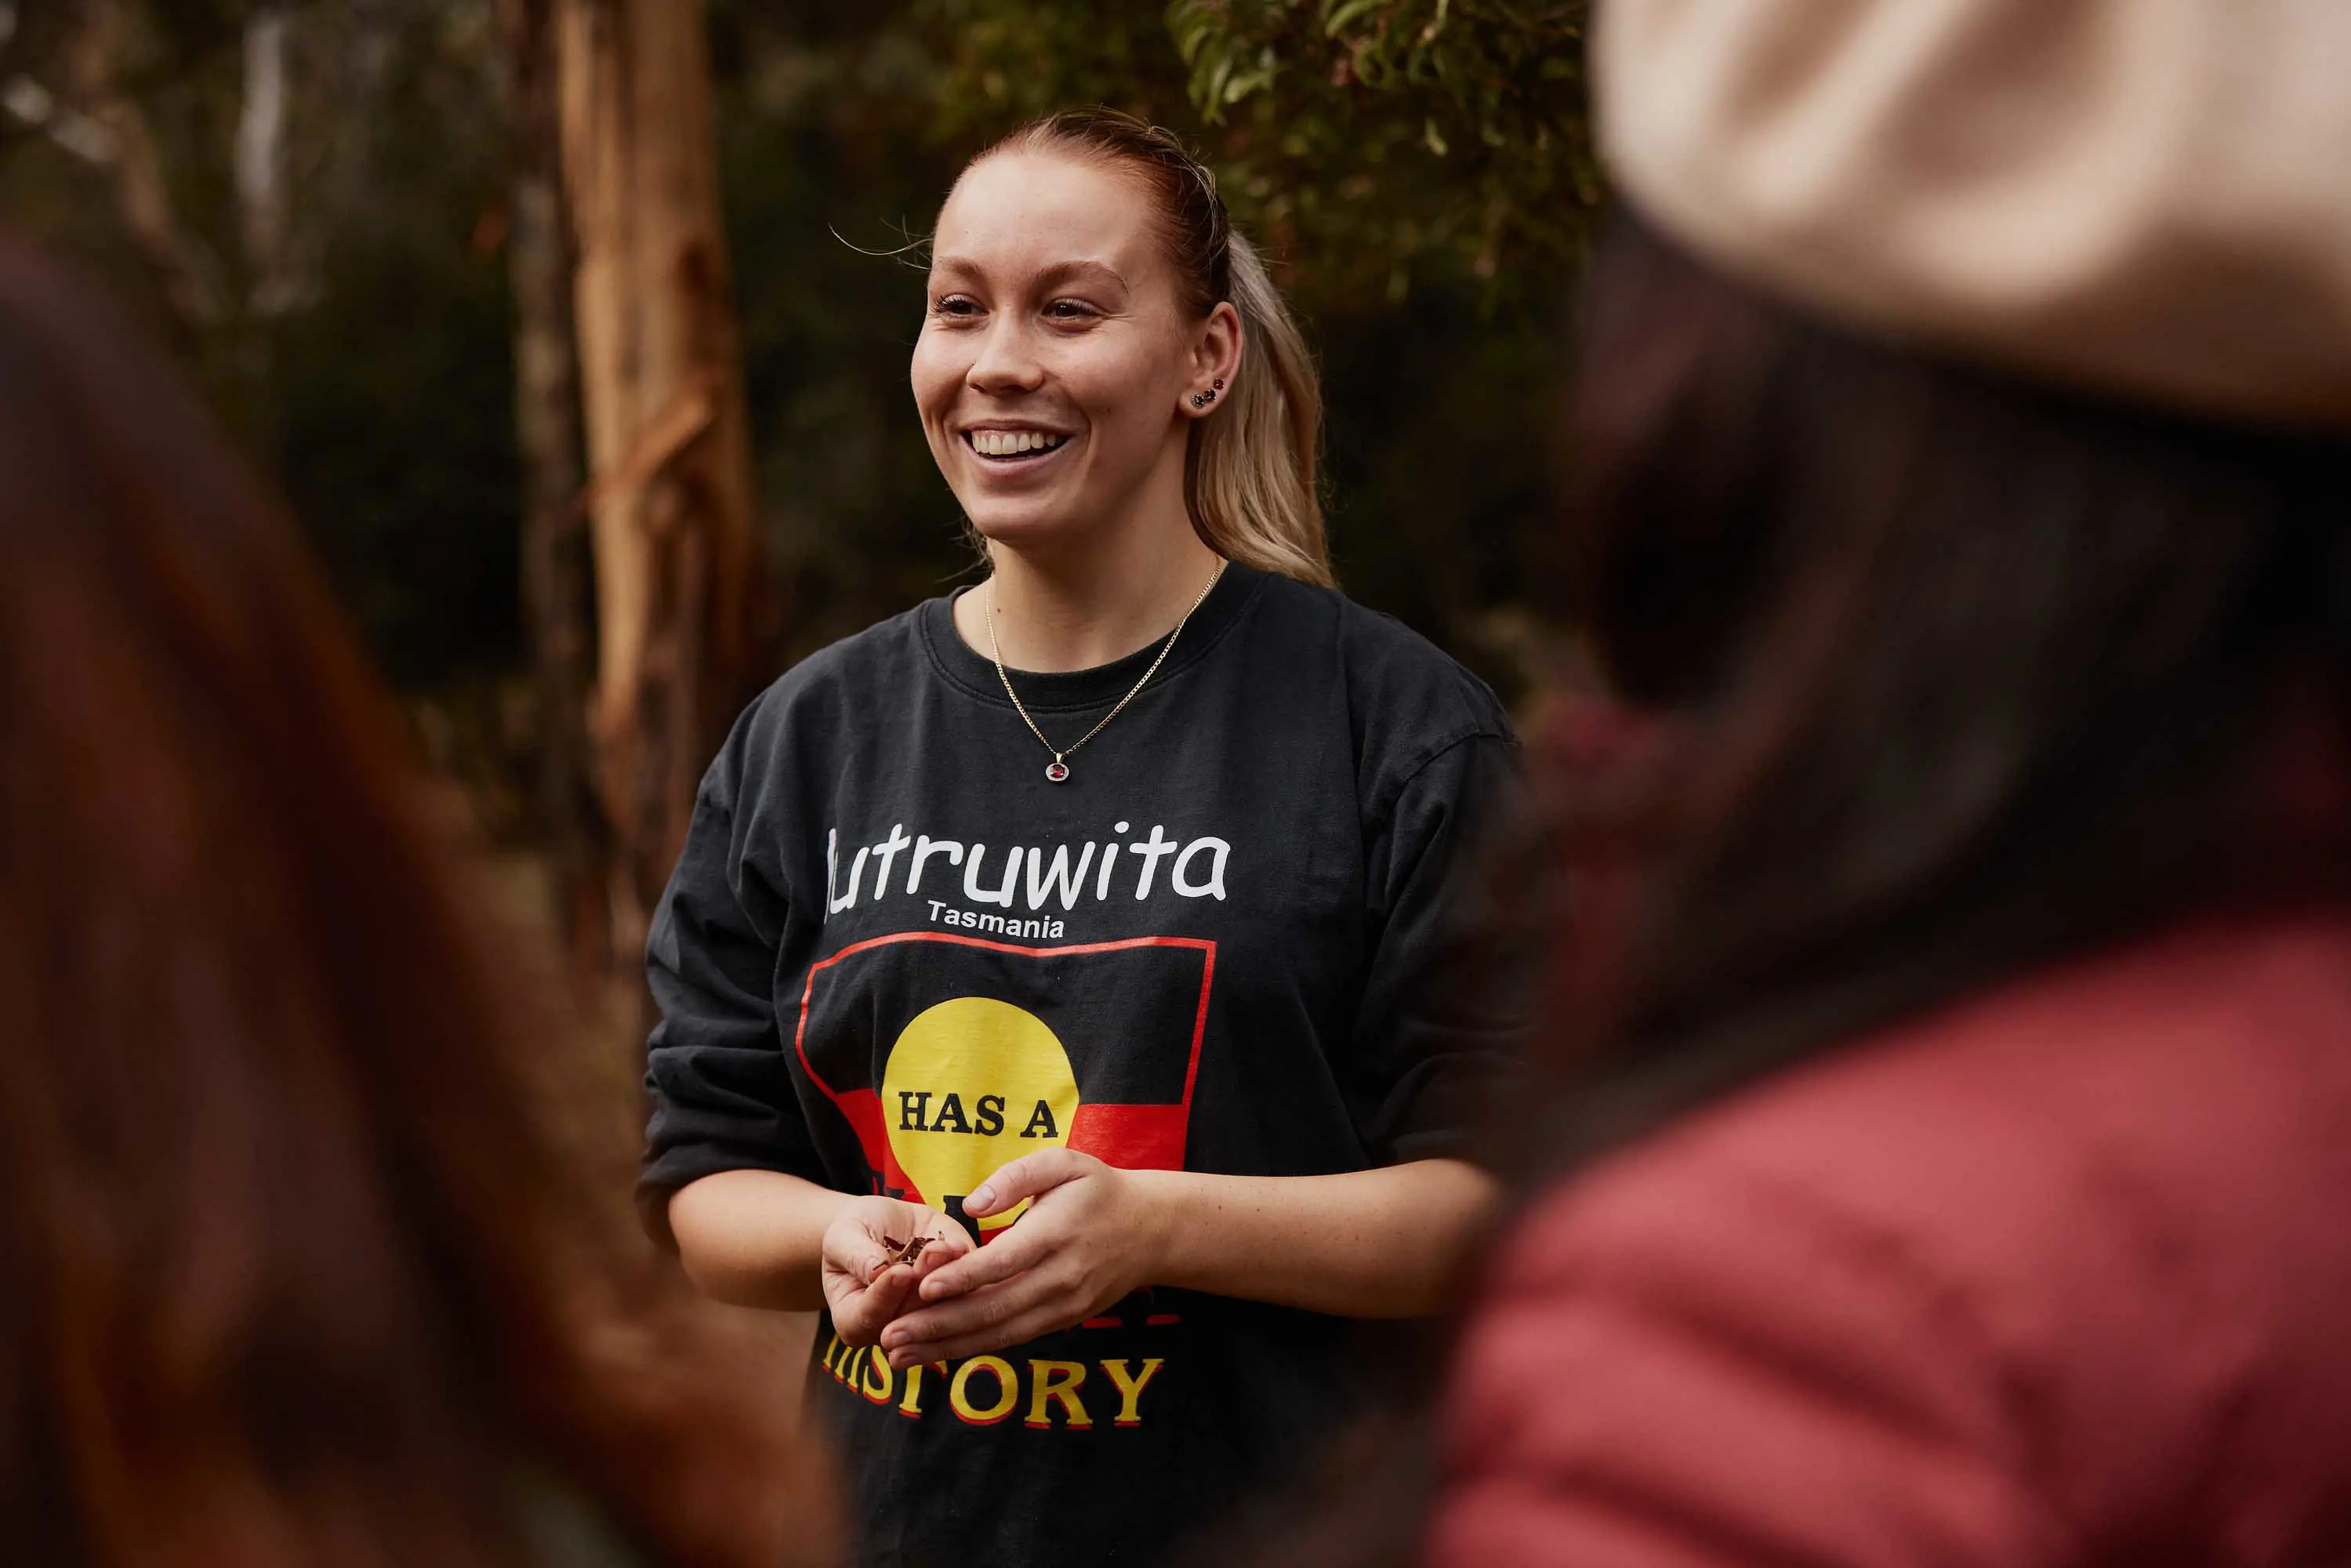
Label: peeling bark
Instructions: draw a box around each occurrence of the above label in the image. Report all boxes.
[554,0,762,972]
[502,0,613,989]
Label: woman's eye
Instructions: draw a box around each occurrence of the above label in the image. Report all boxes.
[1045,299,1100,323]
[931,296,981,319]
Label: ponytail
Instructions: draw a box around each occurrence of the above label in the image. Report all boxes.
[979,109,1335,586]
[1188,233,1331,586]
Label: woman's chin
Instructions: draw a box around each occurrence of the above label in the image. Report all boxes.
[962,504,1097,554]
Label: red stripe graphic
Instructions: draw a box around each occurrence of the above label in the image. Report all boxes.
[793,931,1216,1196]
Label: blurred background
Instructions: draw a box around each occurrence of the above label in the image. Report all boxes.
[0,0,1595,1014]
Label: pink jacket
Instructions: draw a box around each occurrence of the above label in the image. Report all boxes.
[1430,913,2351,1566]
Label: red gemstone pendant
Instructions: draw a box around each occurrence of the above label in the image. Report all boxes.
[1045,760,1070,783]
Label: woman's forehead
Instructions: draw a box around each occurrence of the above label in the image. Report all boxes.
[933,152,1162,283]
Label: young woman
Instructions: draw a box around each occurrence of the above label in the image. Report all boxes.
[0,241,832,1566]
[1420,4,2351,1565]
[640,110,1518,1567]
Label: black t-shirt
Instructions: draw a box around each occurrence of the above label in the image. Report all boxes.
[640,563,1518,1568]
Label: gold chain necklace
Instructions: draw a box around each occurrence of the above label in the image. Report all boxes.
[987,561,1226,785]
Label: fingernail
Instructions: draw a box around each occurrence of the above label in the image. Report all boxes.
[968,1186,994,1210]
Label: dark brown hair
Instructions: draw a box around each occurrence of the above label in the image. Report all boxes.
[1534,214,2351,1172]
[0,240,833,1566]
[971,107,1332,584]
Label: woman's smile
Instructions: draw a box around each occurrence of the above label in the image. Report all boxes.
[960,423,1076,470]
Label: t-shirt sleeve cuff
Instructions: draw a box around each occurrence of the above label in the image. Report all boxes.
[1380,1124,1485,1166]
[1362,1051,1523,1169]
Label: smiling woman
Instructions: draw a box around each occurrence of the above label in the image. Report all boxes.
[640,109,1524,1568]
[912,113,1328,598]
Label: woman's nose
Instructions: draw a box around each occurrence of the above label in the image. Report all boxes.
[965,317,1045,394]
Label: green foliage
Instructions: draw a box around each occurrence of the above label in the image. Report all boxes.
[5,0,1593,731]
[898,0,1595,694]
[921,0,1599,307]
[912,0,1193,136]
[1181,0,1599,298]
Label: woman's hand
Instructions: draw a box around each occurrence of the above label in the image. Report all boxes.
[822,1196,973,1347]
[869,1155,1497,1367]
[878,1149,1165,1369]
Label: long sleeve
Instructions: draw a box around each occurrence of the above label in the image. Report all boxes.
[638,710,821,1240]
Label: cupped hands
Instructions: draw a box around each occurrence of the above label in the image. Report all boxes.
[878,1149,1168,1369]
[822,1195,975,1347]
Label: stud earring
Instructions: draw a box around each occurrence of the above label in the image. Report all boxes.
[1191,389,1217,408]
[1212,378,1224,390]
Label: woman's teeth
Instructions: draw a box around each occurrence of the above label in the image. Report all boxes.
[967,430,1069,457]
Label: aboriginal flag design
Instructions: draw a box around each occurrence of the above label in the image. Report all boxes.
[793,933,1214,1230]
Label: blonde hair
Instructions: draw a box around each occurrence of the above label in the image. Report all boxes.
[979,109,1333,586]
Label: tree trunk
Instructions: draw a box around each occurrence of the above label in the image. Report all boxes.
[501,0,612,990]
[62,0,227,333]
[555,0,761,972]
[234,5,291,310]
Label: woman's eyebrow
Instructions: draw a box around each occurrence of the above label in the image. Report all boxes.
[927,256,1130,291]
[1034,259,1129,291]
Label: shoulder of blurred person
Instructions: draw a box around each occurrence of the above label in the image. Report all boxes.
[1431,907,2351,1566]
[1415,1,2351,1563]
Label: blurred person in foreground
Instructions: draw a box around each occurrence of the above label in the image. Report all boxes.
[1412,2,2351,1565]
[0,240,833,1566]
[642,108,1517,1568]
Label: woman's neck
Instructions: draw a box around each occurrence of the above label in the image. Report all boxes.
[956,518,1224,673]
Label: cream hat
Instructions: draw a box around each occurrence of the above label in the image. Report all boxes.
[1596,0,2351,428]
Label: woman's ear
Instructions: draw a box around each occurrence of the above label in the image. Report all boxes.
[1184,300,1246,418]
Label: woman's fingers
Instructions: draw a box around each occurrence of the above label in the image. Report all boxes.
[887,1252,1076,1348]
[963,1148,1088,1219]
[836,1201,965,1277]
[822,1193,988,1345]
[831,1263,916,1344]
[919,1154,1096,1299]
[883,1288,1073,1368]
[835,1233,900,1290]
[921,1213,978,1256]
[916,1222,1050,1301]
[909,1232,971,1290]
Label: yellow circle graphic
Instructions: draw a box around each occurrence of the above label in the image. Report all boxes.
[881,996,1079,1232]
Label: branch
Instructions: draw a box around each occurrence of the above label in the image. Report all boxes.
[0,0,74,160]
[60,0,230,328]
[1,71,112,161]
